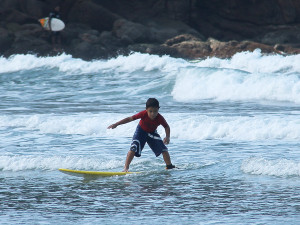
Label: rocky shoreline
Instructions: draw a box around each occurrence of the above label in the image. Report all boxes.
[1,0,300,60]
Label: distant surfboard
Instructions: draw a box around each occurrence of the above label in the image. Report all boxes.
[59,168,140,177]
[39,17,65,31]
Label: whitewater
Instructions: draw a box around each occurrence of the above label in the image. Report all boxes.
[0,49,299,225]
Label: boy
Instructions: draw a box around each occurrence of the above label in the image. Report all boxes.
[107,98,175,172]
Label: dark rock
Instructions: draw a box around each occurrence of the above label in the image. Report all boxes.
[192,0,300,42]
[113,19,151,44]
[162,34,211,59]
[1,0,20,10]
[2,0,300,59]
[164,34,201,46]
[210,39,282,58]
[194,0,296,26]
[144,18,205,43]
[61,23,92,45]
[0,28,14,53]
[161,35,284,59]
[274,44,286,52]
[19,24,44,37]
[99,31,123,49]
[79,30,100,44]
[67,1,120,31]
[261,27,300,45]
[100,0,193,24]
[6,35,51,56]
[68,41,108,59]
[0,9,36,24]
[207,39,281,58]
[5,22,22,32]
[128,43,179,57]
[275,44,300,55]
[18,0,48,19]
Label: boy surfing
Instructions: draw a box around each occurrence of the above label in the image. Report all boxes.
[108,98,175,172]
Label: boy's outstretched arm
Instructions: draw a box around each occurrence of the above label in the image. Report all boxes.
[163,125,170,144]
[107,116,133,129]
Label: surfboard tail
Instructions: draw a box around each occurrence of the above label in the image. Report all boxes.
[39,18,46,26]
[39,18,50,30]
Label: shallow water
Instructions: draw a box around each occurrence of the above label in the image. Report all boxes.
[0,51,300,224]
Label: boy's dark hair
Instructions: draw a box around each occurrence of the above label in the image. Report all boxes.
[146,98,160,109]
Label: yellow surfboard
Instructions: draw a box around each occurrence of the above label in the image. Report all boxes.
[59,168,140,177]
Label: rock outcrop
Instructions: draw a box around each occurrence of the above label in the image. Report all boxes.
[1,0,300,59]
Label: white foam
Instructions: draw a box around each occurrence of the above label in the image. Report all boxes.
[1,113,300,141]
[0,52,187,75]
[170,114,300,141]
[241,157,300,177]
[2,50,300,75]
[0,155,119,171]
[0,53,74,73]
[172,65,300,103]
[173,50,300,103]
[0,154,150,172]
[2,51,300,104]
[193,49,300,74]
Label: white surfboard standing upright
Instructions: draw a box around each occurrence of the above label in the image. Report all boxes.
[39,17,65,31]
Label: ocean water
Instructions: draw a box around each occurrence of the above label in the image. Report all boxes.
[0,49,299,225]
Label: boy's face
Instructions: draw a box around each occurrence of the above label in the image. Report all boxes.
[146,107,159,120]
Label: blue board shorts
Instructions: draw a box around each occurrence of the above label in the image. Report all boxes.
[130,125,168,157]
